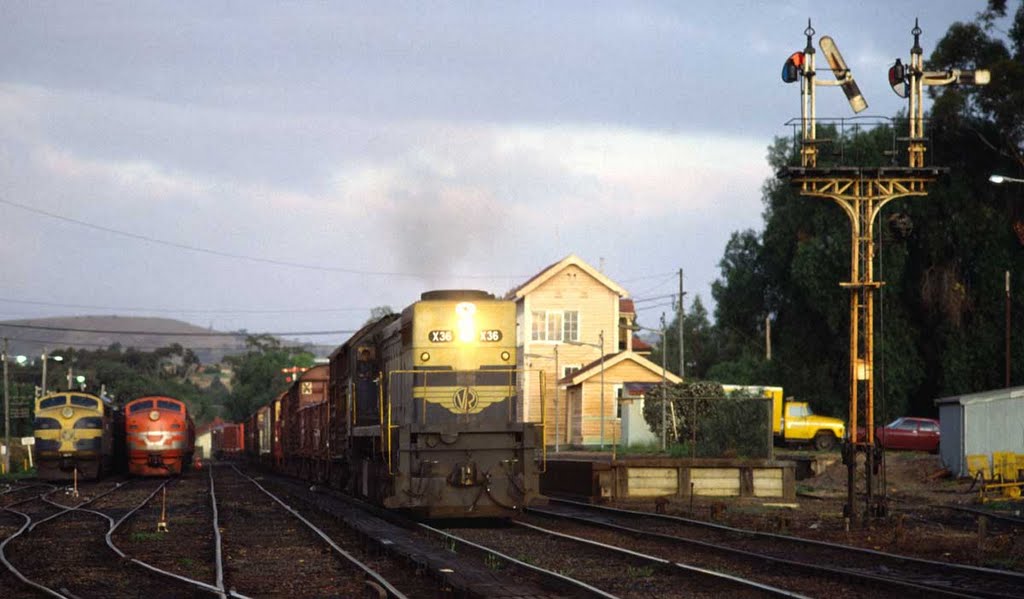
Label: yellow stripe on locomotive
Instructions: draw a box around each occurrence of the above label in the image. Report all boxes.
[412,384,515,414]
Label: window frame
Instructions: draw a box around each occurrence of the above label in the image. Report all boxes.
[531,309,581,342]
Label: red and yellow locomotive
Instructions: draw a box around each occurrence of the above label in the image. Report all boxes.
[125,395,195,476]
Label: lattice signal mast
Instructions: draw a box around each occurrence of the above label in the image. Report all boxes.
[780,20,989,524]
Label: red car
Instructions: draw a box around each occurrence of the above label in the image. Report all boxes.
[876,417,940,452]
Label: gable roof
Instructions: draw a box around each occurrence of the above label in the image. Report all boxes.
[562,350,683,386]
[506,253,628,300]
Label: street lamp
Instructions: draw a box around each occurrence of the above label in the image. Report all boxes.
[989,175,1023,386]
[41,351,63,396]
[2,338,9,475]
[567,330,606,450]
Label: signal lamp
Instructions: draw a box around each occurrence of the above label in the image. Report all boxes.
[781,51,803,83]
[420,352,430,363]
[888,59,908,98]
[501,351,511,362]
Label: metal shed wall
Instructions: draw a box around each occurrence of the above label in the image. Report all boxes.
[937,402,964,476]
[936,387,1024,477]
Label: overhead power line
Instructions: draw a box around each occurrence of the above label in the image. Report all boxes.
[0,296,372,315]
[0,335,338,351]
[617,271,677,283]
[633,293,676,304]
[0,197,527,280]
[0,322,355,337]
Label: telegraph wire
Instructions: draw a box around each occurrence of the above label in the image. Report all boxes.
[0,322,355,337]
[0,197,528,280]
[633,293,676,304]
[614,270,679,282]
[0,296,372,315]
[0,335,336,352]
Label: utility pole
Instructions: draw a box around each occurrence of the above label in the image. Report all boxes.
[2,338,9,475]
[554,344,561,452]
[1006,271,1011,388]
[660,317,667,450]
[678,269,685,379]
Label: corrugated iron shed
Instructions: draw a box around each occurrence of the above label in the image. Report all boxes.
[935,386,1024,476]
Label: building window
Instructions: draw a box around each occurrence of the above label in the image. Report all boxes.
[531,311,545,341]
[563,311,579,341]
[546,311,563,341]
[532,310,580,342]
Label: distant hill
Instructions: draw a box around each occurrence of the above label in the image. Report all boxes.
[0,316,331,364]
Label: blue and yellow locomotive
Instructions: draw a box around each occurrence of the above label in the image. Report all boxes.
[330,289,543,518]
[33,392,120,480]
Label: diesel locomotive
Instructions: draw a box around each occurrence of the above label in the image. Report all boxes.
[125,395,196,476]
[33,391,121,480]
[246,290,545,518]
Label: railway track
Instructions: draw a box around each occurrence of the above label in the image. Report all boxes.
[246,463,575,598]
[0,477,209,598]
[527,498,1024,598]
[211,463,407,598]
[427,519,808,598]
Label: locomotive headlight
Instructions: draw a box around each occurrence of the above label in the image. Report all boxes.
[455,302,476,343]
[501,351,511,362]
[61,407,74,419]
[149,410,160,421]
[420,351,430,363]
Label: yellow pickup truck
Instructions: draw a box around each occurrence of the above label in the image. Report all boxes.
[723,385,846,451]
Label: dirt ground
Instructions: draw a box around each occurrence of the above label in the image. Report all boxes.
[660,452,1024,572]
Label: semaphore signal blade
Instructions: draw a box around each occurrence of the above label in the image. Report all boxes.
[819,35,868,113]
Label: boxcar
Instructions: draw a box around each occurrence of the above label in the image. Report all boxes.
[34,392,120,480]
[283,365,329,480]
[125,395,195,476]
[211,422,245,459]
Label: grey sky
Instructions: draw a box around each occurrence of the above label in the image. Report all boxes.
[0,2,989,349]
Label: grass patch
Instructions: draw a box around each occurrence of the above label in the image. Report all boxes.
[483,553,504,570]
[626,565,655,578]
[0,470,37,482]
[130,531,166,542]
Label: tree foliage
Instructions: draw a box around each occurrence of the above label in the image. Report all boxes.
[30,343,224,425]
[702,3,1024,426]
[641,381,770,458]
[222,335,315,422]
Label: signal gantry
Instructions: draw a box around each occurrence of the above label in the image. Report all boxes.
[780,19,990,525]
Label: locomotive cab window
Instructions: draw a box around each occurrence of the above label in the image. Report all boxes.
[129,401,154,413]
[70,395,98,408]
[157,400,182,412]
[39,396,66,409]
